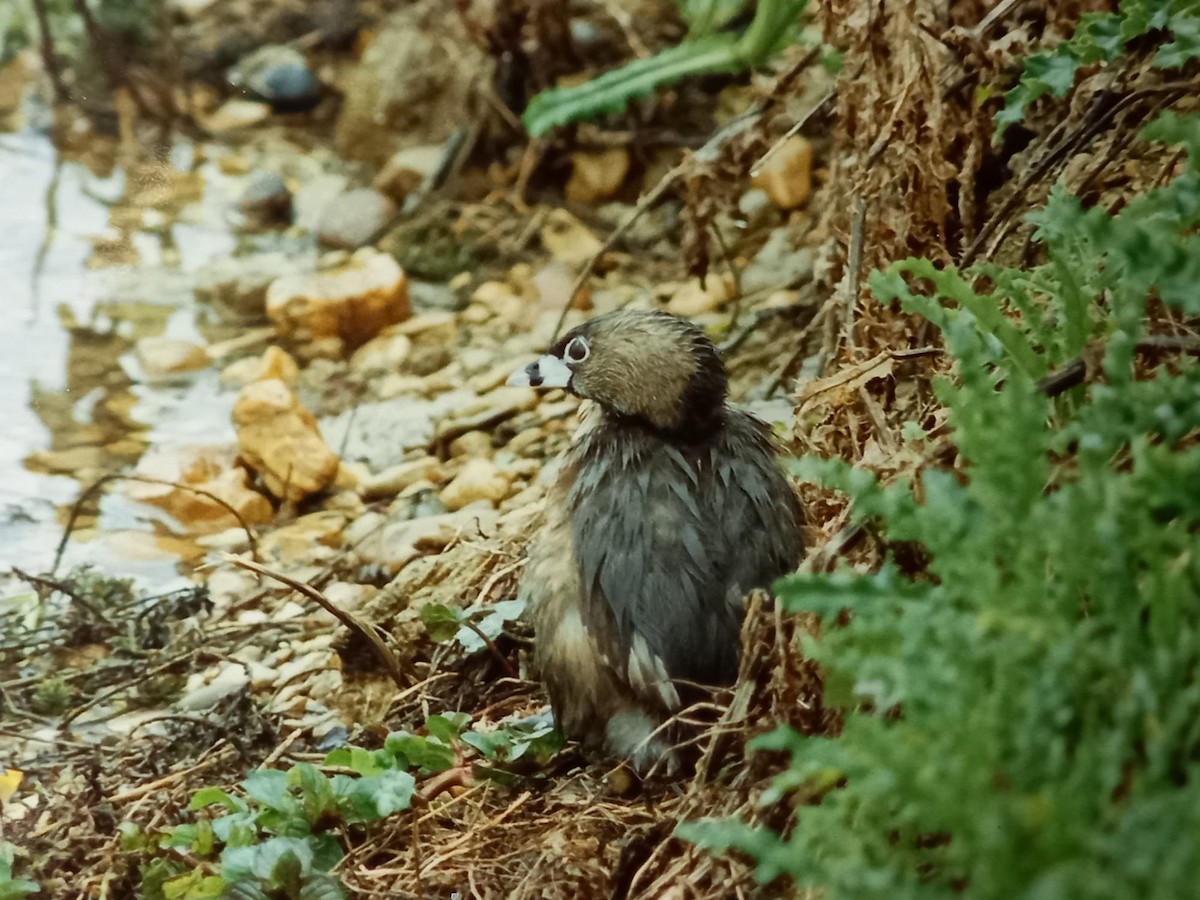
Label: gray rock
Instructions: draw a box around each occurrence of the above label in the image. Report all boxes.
[316,189,397,250]
[742,227,815,294]
[320,391,476,470]
[408,280,462,312]
[230,45,322,114]
[193,253,312,322]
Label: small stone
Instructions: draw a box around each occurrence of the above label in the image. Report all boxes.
[220,346,300,387]
[540,209,603,265]
[666,277,735,317]
[395,310,458,344]
[350,331,412,376]
[565,147,630,204]
[335,460,367,490]
[467,356,537,393]
[439,458,510,510]
[135,336,209,378]
[359,456,443,500]
[373,145,444,202]
[232,45,322,114]
[237,170,292,228]
[127,445,274,534]
[751,136,813,210]
[408,280,461,312]
[448,430,493,458]
[507,427,544,456]
[233,379,340,502]
[179,663,250,710]
[470,280,527,323]
[738,188,771,217]
[195,254,305,323]
[260,511,349,562]
[433,387,538,448]
[266,248,410,349]
[742,228,815,293]
[406,343,452,376]
[195,527,253,553]
[316,189,397,250]
[459,303,492,325]
[203,99,271,132]
[357,507,500,568]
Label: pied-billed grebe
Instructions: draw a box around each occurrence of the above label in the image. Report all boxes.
[508,309,804,769]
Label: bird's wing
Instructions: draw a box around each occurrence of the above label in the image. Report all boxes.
[567,415,802,707]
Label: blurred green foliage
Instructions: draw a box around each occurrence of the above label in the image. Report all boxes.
[996,0,1200,139]
[522,0,808,136]
[0,842,38,899]
[1,0,157,70]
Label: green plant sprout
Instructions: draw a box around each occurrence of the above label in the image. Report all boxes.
[522,0,808,136]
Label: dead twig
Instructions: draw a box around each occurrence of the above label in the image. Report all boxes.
[842,194,868,353]
[222,555,407,690]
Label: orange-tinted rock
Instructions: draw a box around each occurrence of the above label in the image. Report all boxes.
[233,379,340,502]
[128,445,274,533]
[751,136,813,210]
[565,147,630,204]
[220,345,300,388]
[266,248,410,350]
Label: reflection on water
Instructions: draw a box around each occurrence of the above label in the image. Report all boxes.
[0,122,240,581]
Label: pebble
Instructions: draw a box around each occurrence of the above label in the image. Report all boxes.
[260,511,350,562]
[355,507,500,569]
[232,45,322,114]
[237,170,292,228]
[202,99,271,132]
[751,136,813,210]
[179,663,250,711]
[433,386,537,449]
[439,458,510,510]
[134,336,209,379]
[359,456,443,500]
[266,248,410,349]
[316,188,397,250]
[373,144,444,202]
[219,345,300,388]
[349,331,412,377]
[742,228,815,293]
[395,310,458,344]
[127,445,274,533]
[233,379,341,502]
[565,147,630,204]
[195,253,306,323]
[448,430,493,458]
[665,277,735,317]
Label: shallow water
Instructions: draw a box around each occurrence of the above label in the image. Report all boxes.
[0,125,243,581]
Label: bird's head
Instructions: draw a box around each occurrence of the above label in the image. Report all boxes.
[508,310,728,437]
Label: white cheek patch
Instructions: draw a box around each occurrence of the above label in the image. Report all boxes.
[507,353,573,389]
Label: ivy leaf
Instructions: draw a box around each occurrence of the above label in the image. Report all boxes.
[419,603,463,643]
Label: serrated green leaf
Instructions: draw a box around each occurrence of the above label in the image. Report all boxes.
[523,34,740,136]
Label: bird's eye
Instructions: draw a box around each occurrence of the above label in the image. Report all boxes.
[564,336,589,363]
